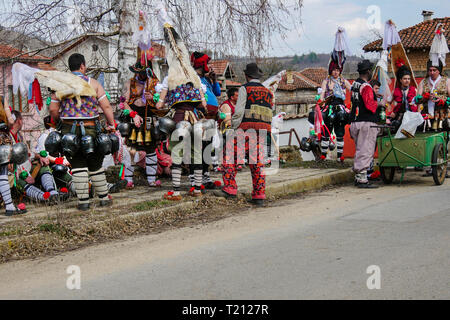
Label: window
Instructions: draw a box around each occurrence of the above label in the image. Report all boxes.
[8,85,29,113]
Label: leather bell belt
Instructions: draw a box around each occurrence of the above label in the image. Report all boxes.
[63,119,97,127]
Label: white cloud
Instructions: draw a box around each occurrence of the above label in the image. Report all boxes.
[341,17,370,38]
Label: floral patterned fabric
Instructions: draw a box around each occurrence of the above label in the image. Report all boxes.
[166,84,202,108]
[221,133,266,200]
[60,75,99,119]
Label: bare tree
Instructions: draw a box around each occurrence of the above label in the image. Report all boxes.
[2,0,303,89]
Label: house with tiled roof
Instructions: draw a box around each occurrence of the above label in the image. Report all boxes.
[363,12,450,73]
[209,59,240,92]
[275,70,324,117]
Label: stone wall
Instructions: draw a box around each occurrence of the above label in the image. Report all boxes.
[274,89,316,117]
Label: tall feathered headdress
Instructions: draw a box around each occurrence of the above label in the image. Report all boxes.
[328,27,352,75]
[155,1,201,90]
[430,23,449,67]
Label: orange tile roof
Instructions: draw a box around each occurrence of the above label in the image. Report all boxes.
[37,62,57,71]
[364,17,450,52]
[210,60,229,76]
[299,67,328,85]
[152,42,165,58]
[278,71,321,91]
[0,43,52,62]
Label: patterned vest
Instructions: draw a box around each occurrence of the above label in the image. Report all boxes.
[423,76,448,101]
[239,82,274,131]
[128,76,159,108]
[60,75,99,119]
[350,78,378,123]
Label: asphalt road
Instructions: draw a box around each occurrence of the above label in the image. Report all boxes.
[0,173,449,300]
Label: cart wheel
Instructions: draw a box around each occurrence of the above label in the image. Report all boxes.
[380,167,395,184]
[432,143,447,186]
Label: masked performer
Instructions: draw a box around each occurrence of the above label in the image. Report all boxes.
[154,4,207,201]
[47,54,116,211]
[318,28,352,162]
[0,98,27,215]
[417,24,450,131]
[121,56,163,188]
[190,51,221,189]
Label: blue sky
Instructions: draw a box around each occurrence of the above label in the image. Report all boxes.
[269,0,450,57]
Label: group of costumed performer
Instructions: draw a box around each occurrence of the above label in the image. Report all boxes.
[417,23,450,131]
[307,27,352,162]
[117,10,167,189]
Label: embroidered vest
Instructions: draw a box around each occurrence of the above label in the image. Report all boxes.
[239,82,273,131]
[60,75,99,119]
[423,76,448,101]
[350,78,378,123]
[128,77,159,108]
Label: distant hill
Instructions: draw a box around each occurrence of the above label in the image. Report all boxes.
[226,53,365,82]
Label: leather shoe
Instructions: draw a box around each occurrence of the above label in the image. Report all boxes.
[355,182,379,189]
[248,199,265,207]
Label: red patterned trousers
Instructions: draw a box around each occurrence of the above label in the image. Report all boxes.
[222,131,266,200]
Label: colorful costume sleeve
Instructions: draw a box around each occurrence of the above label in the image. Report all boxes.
[361,85,378,114]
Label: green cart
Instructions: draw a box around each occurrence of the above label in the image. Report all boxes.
[377,128,449,185]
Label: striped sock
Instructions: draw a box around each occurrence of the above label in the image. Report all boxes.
[145,152,158,185]
[336,137,344,159]
[172,165,182,191]
[125,165,135,184]
[202,171,213,185]
[24,184,45,201]
[321,138,329,156]
[194,170,203,191]
[0,166,15,211]
[41,172,58,196]
[89,168,109,199]
[72,168,90,205]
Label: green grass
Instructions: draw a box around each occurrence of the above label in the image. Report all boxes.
[37,223,71,236]
[0,228,22,237]
[133,200,172,212]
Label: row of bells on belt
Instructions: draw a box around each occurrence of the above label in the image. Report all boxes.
[129,128,152,145]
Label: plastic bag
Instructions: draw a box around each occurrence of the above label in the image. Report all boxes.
[395,111,424,139]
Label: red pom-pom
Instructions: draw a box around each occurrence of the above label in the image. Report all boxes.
[130,111,138,119]
[320,155,326,161]
[18,203,26,210]
[371,170,381,179]
[43,192,51,200]
[60,188,69,194]
[200,185,205,190]
[437,99,445,107]
[214,181,222,187]
[340,156,345,162]
[55,157,64,165]
[189,187,195,193]
[395,58,405,68]
[423,92,431,100]
[167,191,174,196]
